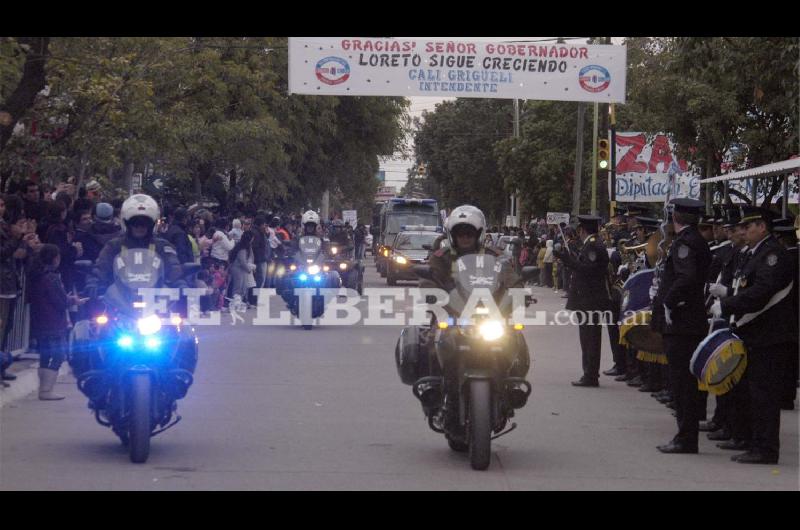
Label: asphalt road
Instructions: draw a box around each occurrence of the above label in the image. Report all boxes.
[1,256,797,490]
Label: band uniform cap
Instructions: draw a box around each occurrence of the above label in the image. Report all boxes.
[737,205,777,225]
[670,198,705,214]
[625,205,649,217]
[772,217,796,232]
[635,216,661,230]
[698,213,716,226]
[722,205,742,228]
[576,215,602,231]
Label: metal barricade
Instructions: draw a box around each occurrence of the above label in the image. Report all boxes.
[6,262,30,356]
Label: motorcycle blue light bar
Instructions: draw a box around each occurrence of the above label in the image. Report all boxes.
[145,337,161,350]
[313,275,322,282]
[298,273,308,282]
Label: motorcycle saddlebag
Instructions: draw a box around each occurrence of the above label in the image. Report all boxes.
[395,326,429,385]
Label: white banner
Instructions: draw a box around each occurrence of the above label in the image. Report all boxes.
[725,177,799,204]
[289,37,627,103]
[342,210,358,226]
[612,132,702,203]
[546,212,571,225]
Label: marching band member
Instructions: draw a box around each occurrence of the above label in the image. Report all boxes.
[710,206,797,464]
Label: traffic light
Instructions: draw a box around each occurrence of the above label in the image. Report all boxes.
[598,139,610,170]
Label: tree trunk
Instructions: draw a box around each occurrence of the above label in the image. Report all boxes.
[0,38,50,154]
[123,160,135,194]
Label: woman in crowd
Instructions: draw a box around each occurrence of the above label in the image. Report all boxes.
[228,231,256,304]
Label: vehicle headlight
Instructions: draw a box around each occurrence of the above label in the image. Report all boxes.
[382,249,389,257]
[478,320,505,342]
[394,256,408,265]
[331,247,338,255]
[339,262,347,270]
[289,264,297,272]
[137,314,162,336]
[308,264,321,275]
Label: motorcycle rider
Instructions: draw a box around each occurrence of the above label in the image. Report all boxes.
[91,194,184,291]
[425,205,530,428]
[77,195,195,401]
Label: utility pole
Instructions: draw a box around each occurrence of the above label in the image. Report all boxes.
[512,98,520,227]
[591,102,599,216]
[610,102,617,216]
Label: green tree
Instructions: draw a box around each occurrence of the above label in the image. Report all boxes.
[414,99,511,223]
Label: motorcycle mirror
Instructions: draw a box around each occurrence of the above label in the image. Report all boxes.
[425,295,437,305]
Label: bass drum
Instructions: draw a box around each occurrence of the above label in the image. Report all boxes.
[619,269,663,355]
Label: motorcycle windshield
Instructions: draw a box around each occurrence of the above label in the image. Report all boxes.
[447,253,507,318]
[297,236,322,262]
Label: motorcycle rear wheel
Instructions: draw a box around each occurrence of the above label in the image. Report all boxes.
[129,373,152,464]
[468,379,492,470]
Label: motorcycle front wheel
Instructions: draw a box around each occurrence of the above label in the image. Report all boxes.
[468,379,492,470]
[129,373,152,464]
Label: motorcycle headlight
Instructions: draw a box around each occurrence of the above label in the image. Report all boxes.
[308,264,321,275]
[339,262,347,270]
[289,264,297,272]
[117,335,134,348]
[137,314,162,336]
[331,247,338,255]
[394,256,408,265]
[478,320,505,342]
[145,337,162,350]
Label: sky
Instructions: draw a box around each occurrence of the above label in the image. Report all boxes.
[378,36,600,192]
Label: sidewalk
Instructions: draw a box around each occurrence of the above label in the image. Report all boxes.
[0,354,69,408]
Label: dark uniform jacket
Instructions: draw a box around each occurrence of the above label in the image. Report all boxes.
[92,235,183,290]
[652,225,712,336]
[555,233,611,312]
[164,222,194,265]
[720,235,797,348]
[708,239,734,283]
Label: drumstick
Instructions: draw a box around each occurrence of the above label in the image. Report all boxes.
[557,224,576,257]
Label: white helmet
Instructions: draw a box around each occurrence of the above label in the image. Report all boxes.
[121,194,160,225]
[445,205,486,249]
[301,210,320,226]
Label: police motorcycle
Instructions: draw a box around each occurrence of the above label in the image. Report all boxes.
[69,195,198,463]
[395,207,535,470]
[326,220,364,295]
[277,211,341,330]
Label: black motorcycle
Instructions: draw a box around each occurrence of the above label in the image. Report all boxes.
[325,241,364,295]
[396,252,535,470]
[69,253,199,464]
[276,235,341,329]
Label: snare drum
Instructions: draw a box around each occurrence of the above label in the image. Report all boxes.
[619,269,663,355]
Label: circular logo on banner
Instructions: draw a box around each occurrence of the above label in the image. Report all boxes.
[315,57,350,86]
[579,65,611,93]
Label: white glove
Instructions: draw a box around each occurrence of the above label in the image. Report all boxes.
[710,300,723,318]
[663,304,673,326]
[708,283,728,299]
[617,264,627,276]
